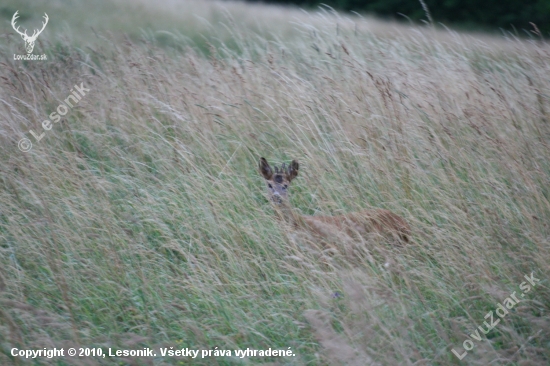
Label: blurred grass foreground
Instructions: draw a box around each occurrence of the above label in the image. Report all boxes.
[0,0,549,365]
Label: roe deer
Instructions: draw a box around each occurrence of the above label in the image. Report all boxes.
[259,157,411,244]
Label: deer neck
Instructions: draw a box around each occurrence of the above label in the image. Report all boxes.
[272,200,304,227]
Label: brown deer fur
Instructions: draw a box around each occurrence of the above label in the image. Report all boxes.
[259,157,410,243]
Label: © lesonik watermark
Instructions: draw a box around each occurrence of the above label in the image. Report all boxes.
[12,10,48,60]
[451,272,541,360]
[18,83,91,152]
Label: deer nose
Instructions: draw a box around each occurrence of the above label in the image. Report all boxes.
[271,194,283,204]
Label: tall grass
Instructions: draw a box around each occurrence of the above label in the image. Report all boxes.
[0,0,549,365]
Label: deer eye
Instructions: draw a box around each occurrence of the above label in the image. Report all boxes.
[268,183,273,189]
[283,185,288,190]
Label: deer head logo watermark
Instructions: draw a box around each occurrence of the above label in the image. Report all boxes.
[11,11,48,54]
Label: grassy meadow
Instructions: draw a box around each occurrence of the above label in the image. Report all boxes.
[0,0,549,364]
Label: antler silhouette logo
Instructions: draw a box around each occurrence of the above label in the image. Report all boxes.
[11,11,49,54]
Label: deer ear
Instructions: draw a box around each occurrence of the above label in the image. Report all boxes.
[287,160,299,181]
[259,158,273,180]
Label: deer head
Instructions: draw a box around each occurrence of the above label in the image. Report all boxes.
[259,158,299,204]
[12,11,49,54]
